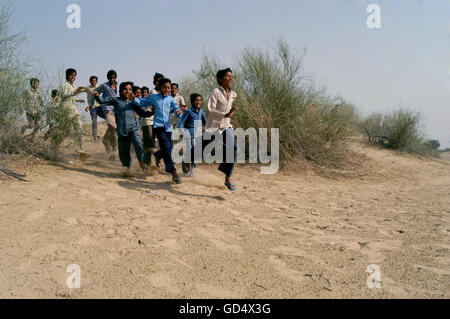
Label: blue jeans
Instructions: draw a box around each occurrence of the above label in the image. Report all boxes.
[153,127,176,173]
[89,107,100,137]
[117,130,145,168]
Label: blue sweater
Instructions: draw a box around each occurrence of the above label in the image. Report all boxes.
[95,96,152,137]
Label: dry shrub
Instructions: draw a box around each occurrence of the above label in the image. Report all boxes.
[181,39,360,168]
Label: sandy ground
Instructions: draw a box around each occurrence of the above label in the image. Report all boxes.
[0,126,449,298]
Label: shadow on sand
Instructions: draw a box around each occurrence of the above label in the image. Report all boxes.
[50,162,225,201]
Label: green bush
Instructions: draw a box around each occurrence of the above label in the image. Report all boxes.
[423,139,440,151]
[360,109,434,155]
[180,39,359,167]
[0,5,75,160]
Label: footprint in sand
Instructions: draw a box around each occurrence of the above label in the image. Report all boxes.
[195,283,234,298]
[150,238,179,251]
[77,234,94,246]
[26,210,45,221]
[144,217,161,227]
[358,240,403,263]
[414,264,450,276]
[271,246,327,267]
[65,217,78,225]
[148,273,181,294]
[268,255,307,283]
[197,229,242,253]
[78,189,105,202]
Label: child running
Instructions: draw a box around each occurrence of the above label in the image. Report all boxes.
[20,78,44,136]
[49,68,89,160]
[134,77,183,184]
[141,86,150,98]
[171,83,187,111]
[178,93,207,176]
[83,75,101,142]
[92,82,153,176]
[140,74,164,167]
[205,68,239,191]
[132,86,142,98]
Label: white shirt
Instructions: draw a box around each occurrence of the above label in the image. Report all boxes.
[173,94,185,107]
[205,86,237,132]
[60,81,81,116]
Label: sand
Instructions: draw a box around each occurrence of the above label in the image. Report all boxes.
[0,126,449,298]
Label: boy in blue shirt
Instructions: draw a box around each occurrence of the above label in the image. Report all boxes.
[134,78,183,184]
[93,82,153,176]
[177,93,207,176]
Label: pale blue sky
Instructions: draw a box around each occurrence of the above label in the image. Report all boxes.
[8,0,450,147]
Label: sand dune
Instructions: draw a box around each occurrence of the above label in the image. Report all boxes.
[0,126,449,298]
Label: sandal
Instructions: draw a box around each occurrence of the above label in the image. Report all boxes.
[224,182,237,191]
[182,162,193,177]
[173,176,183,184]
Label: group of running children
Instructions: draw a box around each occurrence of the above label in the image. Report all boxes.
[21,68,239,191]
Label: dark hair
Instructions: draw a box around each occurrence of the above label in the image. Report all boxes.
[190,93,202,105]
[65,68,77,80]
[171,83,179,89]
[119,82,133,97]
[216,68,232,85]
[141,86,150,92]
[153,73,164,85]
[158,78,171,86]
[29,78,40,86]
[89,75,98,83]
[132,86,141,94]
[51,89,58,97]
[107,70,117,80]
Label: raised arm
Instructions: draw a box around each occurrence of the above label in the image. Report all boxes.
[134,95,156,108]
[177,110,190,130]
[60,83,79,102]
[94,93,116,106]
[91,84,104,106]
[132,103,153,118]
[171,99,182,118]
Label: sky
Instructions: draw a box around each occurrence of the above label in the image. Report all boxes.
[6,0,450,147]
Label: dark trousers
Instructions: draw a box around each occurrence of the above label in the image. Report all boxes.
[117,130,145,168]
[189,128,237,177]
[216,128,237,177]
[142,125,155,166]
[153,127,176,173]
